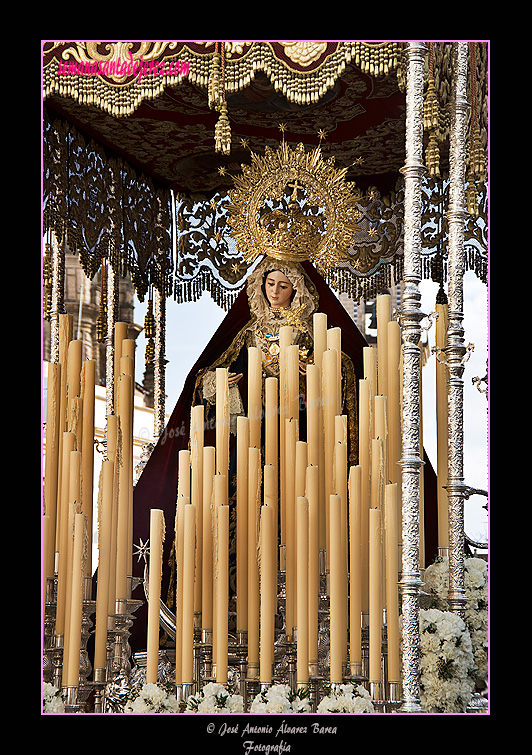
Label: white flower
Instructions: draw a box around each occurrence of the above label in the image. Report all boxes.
[124,682,179,713]
[317,683,374,714]
[43,683,65,713]
[250,684,311,713]
[187,682,244,713]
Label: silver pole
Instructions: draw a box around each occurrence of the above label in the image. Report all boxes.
[50,231,65,364]
[445,43,470,618]
[398,41,427,713]
[153,286,166,439]
[105,263,119,418]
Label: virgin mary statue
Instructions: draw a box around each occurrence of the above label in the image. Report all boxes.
[129,141,438,654]
[130,255,438,653]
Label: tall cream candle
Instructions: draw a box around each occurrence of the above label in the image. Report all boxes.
[376,294,391,398]
[212,475,227,672]
[216,504,229,684]
[147,509,165,685]
[216,368,230,476]
[178,449,191,500]
[287,344,300,425]
[55,431,76,637]
[44,362,61,578]
[322,348,338,565]
[374,395,388,483]
[329,494,344,683]
[363,346,378,395]
[247,448,262,676]
[94,460,114,671]
[182,503,196,685]
[106,414,119,615]
[190,405,204,615]
[248,346,262,450]
[114,322,128,400]
[279,325,292,544]
[115,370,132,602]
[334,439,348,664]
[348,465,362,673]
[387,320,402,490]
[285,418,297,639]
[64,512,86,689]
[263,463,277,571]
[81,360,95,576]
[264,377,278,472]
[358,379,371,613]
[67,339,83,405]
[312,313,328,371]
[306,364,325,551]
[296,496,309,686]
[259,504,275,684]
[236,416,249,632]
[371,438,385,512]
[327,326,342,413]
[384,484,400,683]
[306,465,319,671]
[201,446,215,632]
[369,507,383,685]
[175,497,187,686]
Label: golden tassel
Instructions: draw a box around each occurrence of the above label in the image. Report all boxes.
[96,261,107,342]
[144,289,155,367]
[214,102,231,155]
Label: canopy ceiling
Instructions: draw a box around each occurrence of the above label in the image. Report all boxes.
[42,41,488,304]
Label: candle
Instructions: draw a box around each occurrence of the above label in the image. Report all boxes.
[67,339,83,405]
[312,312,327,372]
[371,438,385,512]
[247,448,262,677]
[263,463,277,570]
[349,465,362,673]
[334,439,348,663]
[322,349,338,564]
[327,326,342,411]
[94,460,114,671]
[55,432,76,637]
[259,504,275,684]
[64,512,86,689]
[306,364,325,551]
[43,515,50,620]
[285,418,297,638]
[287,344,300,424]
[436,300,449,549]
[387,320,402,490]
[190,405,204,615]
[81,360,95,576]
[44,362,61,579]
[178,449,191,500]
[384,484,400,683]
[329,494,345,683]
[363,346,377,394]
[202,446,215,632]
[236,416,249,632]
[279,325,292,544]
[306,465,319,671]
[296,496,309,686]
[147,509,166,684]
[216,368,230,476]
[174,497,187,686]
[264,377,278,472]
[115,370,132,602]
[376,294,391,397]
[369,507,383,685]
[182,504,196,685]
[216,504,229,684]
[358,379,371,613]
[114,322,128,400]
[105,414,119,615]
[375,395,388,483]
[212,475,227,675]
[248,346,262,450]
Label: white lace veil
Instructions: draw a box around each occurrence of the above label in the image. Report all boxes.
[245,256,318,322]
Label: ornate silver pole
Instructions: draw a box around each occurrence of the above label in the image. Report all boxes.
[105,263,119,417]
[153,286,166,439]
[50,230,65,364]
[445,43,470,618]
[398,41,427,713]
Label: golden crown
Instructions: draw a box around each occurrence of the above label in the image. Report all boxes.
[225,136,363,277]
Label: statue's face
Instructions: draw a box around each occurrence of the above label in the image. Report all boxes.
[265,270,294,309]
